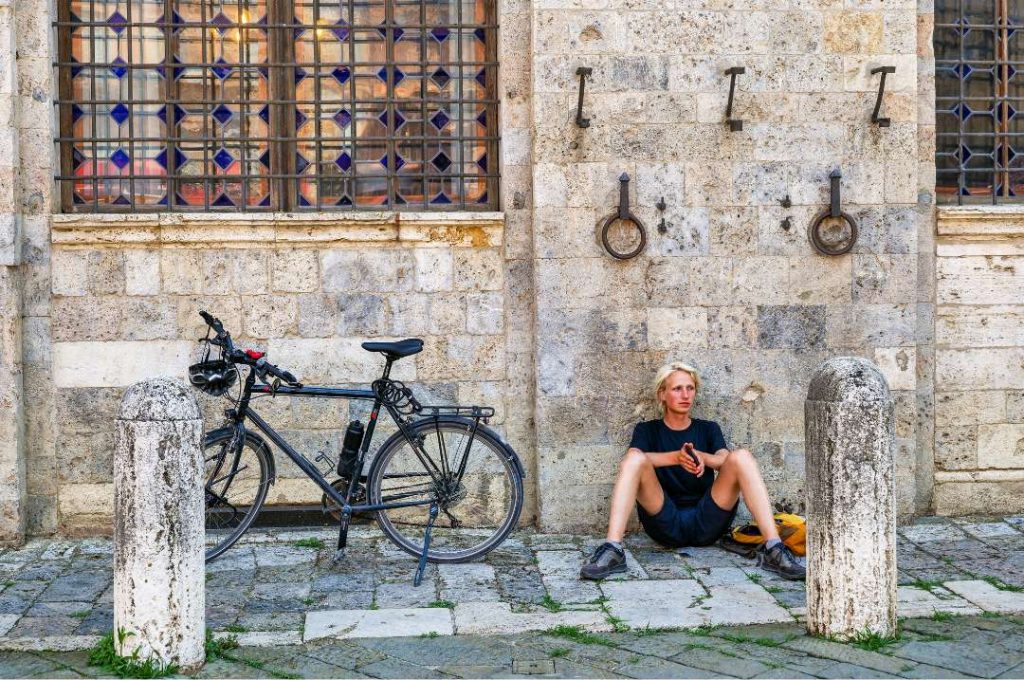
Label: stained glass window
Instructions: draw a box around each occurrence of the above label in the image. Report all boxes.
[56,0,498,211]
[936,0,1024,203]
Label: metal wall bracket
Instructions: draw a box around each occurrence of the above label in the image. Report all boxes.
[725,66,745,132]
[808,168,859,256]
[870,66,896,127]
[575,67,593,128]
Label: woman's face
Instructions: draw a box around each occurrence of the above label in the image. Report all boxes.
[659,370,696,417]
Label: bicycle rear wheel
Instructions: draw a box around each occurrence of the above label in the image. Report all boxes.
[367,417,523,563]
[203,429,272,562]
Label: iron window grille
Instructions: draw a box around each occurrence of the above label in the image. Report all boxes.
[54,0,499,211]
[936,0,1024,204]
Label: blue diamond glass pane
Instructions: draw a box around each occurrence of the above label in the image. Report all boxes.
[211,104,233,125]
[259,150,271,168]
[331,20,349,40]
[332,67,351,85]
[110,57,128,79]
[431,151,451,172]
[107,10,127,34]
[476,191,488,204]
[112,195,131,205]
[430,27,449,42]
[337,195,353,206]
[157,104,187,124]
[430,110,450,130]
[953,63,973,79]
[393,67,405,83]
[394,27,405,40]
[156,56,184,81]
[377,67,388,82]
[213,147,234,170]
[211,12,232,34]
[379,154,389,169]
[395,154,405,170]
[335,152,352,171]
[953,103,971,121]
[333,109,352,128]
[474,27,485,44]
[70,11,82,29]
[72,148,86,169]
[953,17,970,36]
[157,194,169,205]
[431,67,450,88]
[155,10,184,34]
[298,194,311,207]
[258,194,271,207]
[295,67,308,84]
[292,17,305,39]
[477,110,487,128]
[395,194,407,205]
[110,148,130,169]
[430,191,452,204]
[155,147,187,169]
[957,145,972,161]
[476,153,487,171]
[295,108,308,128]
[71,104,84,123]
[71,57,83,78]
[212,193,236,207]
[258,105,270,125]
[212,58,233,80]
[73,192,87,204]
[475,69,486,87]
[296,152,309,174]
[377,110,389,126]
[996,104,1017,123]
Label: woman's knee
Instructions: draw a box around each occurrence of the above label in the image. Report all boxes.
[619,449,651,475]
[723,448,754,470]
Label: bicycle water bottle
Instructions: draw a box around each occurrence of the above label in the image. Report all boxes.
[337,420,364,478]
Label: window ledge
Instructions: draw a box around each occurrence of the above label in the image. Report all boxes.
[937,205,1024,239]
[51,211,505,248]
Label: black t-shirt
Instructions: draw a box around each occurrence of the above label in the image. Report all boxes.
[628,418,728,508]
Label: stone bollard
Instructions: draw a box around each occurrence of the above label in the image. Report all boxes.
[805,357,896,641]
[114,378,205,671]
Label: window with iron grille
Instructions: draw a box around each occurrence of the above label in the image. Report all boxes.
[936,0,1024,204]
[55,0,498,211]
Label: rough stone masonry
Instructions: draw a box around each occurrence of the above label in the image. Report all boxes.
[0,0,1022,542]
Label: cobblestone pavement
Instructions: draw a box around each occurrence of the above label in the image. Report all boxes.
[0,514,1022,676]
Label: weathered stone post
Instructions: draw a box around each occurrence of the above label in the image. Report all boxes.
[805,357,896,640]
[114,378,205,671]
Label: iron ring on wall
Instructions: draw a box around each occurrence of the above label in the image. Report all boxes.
[600,212,647,260]
[808,209,859,256]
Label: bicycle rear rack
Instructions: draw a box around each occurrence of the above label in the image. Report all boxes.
[419,405,496,419]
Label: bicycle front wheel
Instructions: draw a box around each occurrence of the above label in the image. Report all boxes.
[203,429,272,562]
[367,418,524,563]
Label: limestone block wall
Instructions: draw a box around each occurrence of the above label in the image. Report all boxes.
[933,208,1024,515]
[530,0,928,530]
[43,215,520,535]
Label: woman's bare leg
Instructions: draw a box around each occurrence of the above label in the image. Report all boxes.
[606,450,666,543]
[709,449,780,542]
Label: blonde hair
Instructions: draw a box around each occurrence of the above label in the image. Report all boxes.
[653,361,701,418]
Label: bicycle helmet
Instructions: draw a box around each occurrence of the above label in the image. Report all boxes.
[188,359,237,396]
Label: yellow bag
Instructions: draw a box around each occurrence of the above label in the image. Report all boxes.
[729,513,806,556]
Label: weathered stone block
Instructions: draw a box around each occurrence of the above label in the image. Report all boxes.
[823,11,883,54]
[935,390,1006,425]
[161,251,202,295]
[123,250,160,296]
[757,305,826,349]
[934,426,977,470]
[321,249,415,294]
[873,347,916,391]
[853,255,917,304]
[647,306,708,350]
[50,250,88,297]
[413,248,453,292]
[241,295,297,339]
[708,306,757,348]
[334,293,387,336]
[466,292,503,335]
[453,249,503,291]
[272,250,319,293]
[977,424,1024,469]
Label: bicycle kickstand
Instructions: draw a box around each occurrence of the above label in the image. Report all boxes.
[333,509,351,564]
[413,503,439,587]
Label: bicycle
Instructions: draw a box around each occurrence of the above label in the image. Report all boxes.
[188,310,525,585]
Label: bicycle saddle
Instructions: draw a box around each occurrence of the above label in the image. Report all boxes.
[361,338,424,360]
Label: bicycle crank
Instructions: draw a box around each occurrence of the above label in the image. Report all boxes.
[321,478,369,522]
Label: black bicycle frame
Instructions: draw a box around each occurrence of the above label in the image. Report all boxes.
[222,359,481,518]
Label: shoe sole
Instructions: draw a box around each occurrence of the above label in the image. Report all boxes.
[579,563,628,581]
[757,558,805,581]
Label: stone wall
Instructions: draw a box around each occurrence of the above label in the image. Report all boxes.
[44,214,520,535]
[530,0,927,530]
[932,208,1024,514]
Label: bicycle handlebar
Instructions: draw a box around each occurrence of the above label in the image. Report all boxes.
[198,310,303,388]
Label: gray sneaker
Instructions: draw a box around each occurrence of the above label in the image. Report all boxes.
[757,542,805,581]
[580,542,626,580]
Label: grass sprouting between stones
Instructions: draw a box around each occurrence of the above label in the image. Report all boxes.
[932,610,954,622]
[910,578,943,592]
[223,623,248,633]
[206,631,301,680]
[540,595,564,613]
[548,647,570,658]
[545,624,614,647]
[850,629,901,653]
[429,599,455,609]
[88,628,179,679]
[293,537,326,550]
[70,610,91,619]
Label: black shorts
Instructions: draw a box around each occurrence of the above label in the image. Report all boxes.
[637,488,738,549]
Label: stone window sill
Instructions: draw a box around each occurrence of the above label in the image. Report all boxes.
[937,205,1024,239]
[51,211,505,247]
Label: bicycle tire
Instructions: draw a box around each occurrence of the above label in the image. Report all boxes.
[367,417,524,563]
[203,429,273,562]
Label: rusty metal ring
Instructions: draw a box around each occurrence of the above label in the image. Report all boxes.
[600,212,647,260]
[808,209,859,256]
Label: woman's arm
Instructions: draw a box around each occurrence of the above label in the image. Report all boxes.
[627,448,686,468]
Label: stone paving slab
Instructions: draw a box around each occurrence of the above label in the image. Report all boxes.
[305,607,454,641]
[944,580,1024,614]
[453,601,609,635]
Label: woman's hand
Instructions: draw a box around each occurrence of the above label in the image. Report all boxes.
[678,442,705,477]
